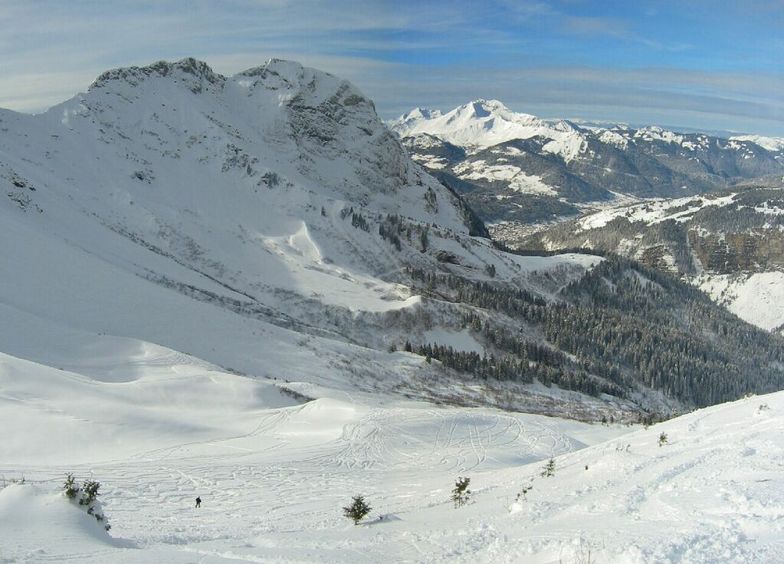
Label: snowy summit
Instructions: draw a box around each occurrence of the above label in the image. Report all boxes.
[390,99,587,161]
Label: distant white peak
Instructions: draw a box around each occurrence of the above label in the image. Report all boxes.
[549,119,581,133]
[391,108,443,132]
[401,108,443,121]
[634,126,684,145]
[390,99,586,159]
[404,133,449,149]
[598,129,629,150]
[458,99,514,118]
[396,99,541,131]
[90,57,225,91]
[730,135,784,152]
[570,119,628,131]
[464,99,541,125]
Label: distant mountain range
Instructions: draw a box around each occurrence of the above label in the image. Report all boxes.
[390,99,784,241]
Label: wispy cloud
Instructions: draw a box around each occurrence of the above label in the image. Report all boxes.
[0,0,780,135]
[371,64,784,135]
[563,16,630,37]
[561,15,692,52]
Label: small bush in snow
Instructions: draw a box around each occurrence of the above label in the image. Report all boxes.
[658,432,668,447]
[63,474,111,531]
[343,495,372,525]
[63,473,79,499]
[451,477,471,508]
[541,458,556,478]
[80,480,101,506]
[516,483,533,502]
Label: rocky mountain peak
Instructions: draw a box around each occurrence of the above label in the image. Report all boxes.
[90,57,225,93]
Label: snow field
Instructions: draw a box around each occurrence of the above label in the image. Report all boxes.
[453,160,558,196]
[698,271,784,333]
[2,338,783,562]
[576,194,737,231]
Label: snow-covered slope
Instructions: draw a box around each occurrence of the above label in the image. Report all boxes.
[730,134,784,153]
[699,271,784,332]
[2,57,784,563]
[2,344,782,562]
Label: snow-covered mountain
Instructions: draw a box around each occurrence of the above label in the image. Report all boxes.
[730,134,784,152]
[0,57,493,370]
[393,99,586,161]
[1,58,783,420]
[523,188,784,333]
[0,58,608,416]
[391,100,784,242]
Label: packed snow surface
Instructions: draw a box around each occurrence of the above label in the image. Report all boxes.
[2,345,783,563]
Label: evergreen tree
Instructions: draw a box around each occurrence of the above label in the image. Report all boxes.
[63,473,79,499]
[80,480,101,506]
[451,477,471,508]
[343,495,371,525]
[516,483,533,502]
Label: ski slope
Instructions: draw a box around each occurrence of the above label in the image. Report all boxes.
[1,345,782,563]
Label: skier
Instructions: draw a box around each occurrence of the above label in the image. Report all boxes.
[195,496,202,508]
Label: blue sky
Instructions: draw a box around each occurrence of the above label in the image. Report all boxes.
[1,0,782,135]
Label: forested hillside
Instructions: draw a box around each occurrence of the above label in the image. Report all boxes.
[404,255,784,414]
